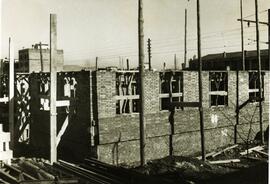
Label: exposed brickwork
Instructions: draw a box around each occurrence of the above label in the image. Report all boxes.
[228,71,237,108]
[238,72,249,104]
[96,71,116,119]
[183,71,209,108]
[96,70,269,165]
[144,71,160,114]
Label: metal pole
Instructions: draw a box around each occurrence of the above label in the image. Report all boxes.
[240,0,245,70]
[39,42,44,72]
[255,0,264,144]
[50,14,57,164]
[197,0,205,161]
[138,0,146,166]
[184,9,187,69]
[8,37,14,150]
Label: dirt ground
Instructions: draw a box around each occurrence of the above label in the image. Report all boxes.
[132,143,268,184]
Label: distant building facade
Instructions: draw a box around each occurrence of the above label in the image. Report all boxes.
[17,47,64,73]
[187,49,269,71]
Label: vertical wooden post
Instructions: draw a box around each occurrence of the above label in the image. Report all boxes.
[138,0,146,166]
[8,37,15,150]
[235,70,239,144]
[95,57,98,70]
[50,14,57,164]
[39,42,44,72]
[255,0,264,144]
[197,0,206,161]
[174,54,177,70]
[240,0,245,70]
[184,9,187,69]
[147,38,151,71]
[126,59,130,70]
[268,9,270,66]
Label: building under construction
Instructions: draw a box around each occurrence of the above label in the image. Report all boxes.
[0,1,269,183]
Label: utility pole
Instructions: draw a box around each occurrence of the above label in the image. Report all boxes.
[240,0,245,70]
[174,54,177,70]
[147,38,152,71]
[184,9,187,69]
[263,12,269,148]
[126,59,130,70]
[38,42,48,72]
[138,0,146,166]
[8,37,14,150]
[95,57,98,70]
[50,14,57,164]
[197,0,206,161]
[255,0,264,144]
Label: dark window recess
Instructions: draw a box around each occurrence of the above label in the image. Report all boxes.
[209,72,228,106]
[115,72,139,114]
[160,72,183,110]
[249,72,264,102]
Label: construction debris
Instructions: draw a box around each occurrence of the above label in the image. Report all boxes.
[211,144,239,158]
[239,146,264,156]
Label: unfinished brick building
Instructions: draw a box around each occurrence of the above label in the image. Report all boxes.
[1,67,268,165]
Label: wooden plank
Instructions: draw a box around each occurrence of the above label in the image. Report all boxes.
[253,150,268,158]
[56,116,69,146]
[159,93,183,98]
[209,159,240,164]
[0,97,9,103]
[240,146,264,155]
[56,100,70,107]
[196,151,216,160]
[115,95,139,100]
[9,37,15,149]
[209,91,228,96]
[212,144,238,158]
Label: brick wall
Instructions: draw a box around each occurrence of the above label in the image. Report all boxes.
[96,70,269,165]
[96,71,116,119]
[144,71,160,114]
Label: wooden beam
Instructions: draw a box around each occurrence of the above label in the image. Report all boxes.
[196,151,216,160]
[171,101,200,108]
[209,159,240,164]
[56,116,69,146]
[159,93,183,98]
[240,145,264,155]
[253,149,268,158]
[56,100,70,107]
[8,37,15,149]
[0,97,9,103]
[50,14,57,164]
[209,91,228,96]
[212,144,238,157]
[237,19,269,26]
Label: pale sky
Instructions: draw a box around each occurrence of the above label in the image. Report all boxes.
[1,0,269,69]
